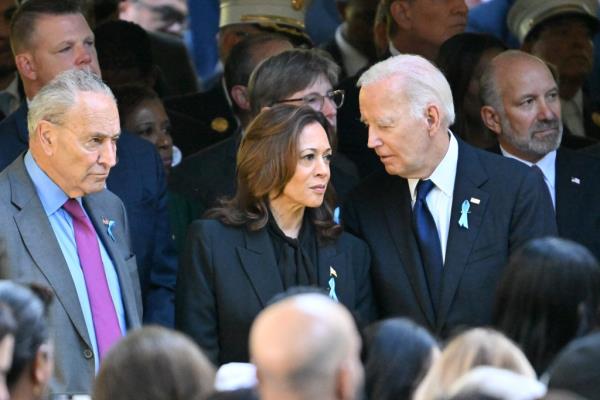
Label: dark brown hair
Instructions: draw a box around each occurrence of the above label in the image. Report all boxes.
[208,104,342,243]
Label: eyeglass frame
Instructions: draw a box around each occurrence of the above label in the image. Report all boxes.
[271,89,345,111]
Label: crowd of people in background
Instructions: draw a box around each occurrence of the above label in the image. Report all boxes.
[0,0,597,399]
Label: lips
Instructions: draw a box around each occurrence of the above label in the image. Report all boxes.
[310,184,327,194]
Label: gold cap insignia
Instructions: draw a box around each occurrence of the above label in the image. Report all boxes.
[291,0,304,11]
[211,117,229,133]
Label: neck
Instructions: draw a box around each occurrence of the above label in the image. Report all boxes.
[391,34,437,61]
[269,198,305,239]
[9,376,38,400]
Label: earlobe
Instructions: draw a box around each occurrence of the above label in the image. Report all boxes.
[390,0,412,31]
[480,106,502,135]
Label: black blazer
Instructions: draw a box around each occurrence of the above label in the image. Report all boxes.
[175,218,375,365]
[343,140,557,337]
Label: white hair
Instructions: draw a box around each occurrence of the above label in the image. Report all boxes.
[357,54,455,127]
[28,69,115,137]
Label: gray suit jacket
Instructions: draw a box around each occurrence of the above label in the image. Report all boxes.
[0,155,142,395]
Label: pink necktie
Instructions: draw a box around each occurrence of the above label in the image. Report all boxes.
[63,198,122,360]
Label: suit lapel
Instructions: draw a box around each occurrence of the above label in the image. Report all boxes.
[8,160,91,347]
[83,195,140,328]
[236,228,284,307]
[381,175,436,327]
[437,143,489,329]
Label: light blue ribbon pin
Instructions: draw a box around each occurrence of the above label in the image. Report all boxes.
[333,207,340,224]
[103,217,116,241]
[458,200,470,229]
[328,266,339,302]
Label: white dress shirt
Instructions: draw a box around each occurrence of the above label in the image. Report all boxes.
[408,133,459,263]
[500,145,556,209]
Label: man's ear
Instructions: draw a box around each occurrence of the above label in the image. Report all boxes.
[334,363,355,400]
[230,85,250,111]
[425,104,442,136]
[480,105,502,135]
[15,53,36,81]
[390,0,412,31]
[35,120,57,156]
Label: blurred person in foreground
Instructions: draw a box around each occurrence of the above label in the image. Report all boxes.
[250,292,364,400]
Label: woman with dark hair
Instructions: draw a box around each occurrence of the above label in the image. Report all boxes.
[0,282,52,400]
[362,318,439,400]
[436,33,507,149]
[175,104,374,365]
[493,237,600,375]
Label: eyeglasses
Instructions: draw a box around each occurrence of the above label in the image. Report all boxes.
[273,89,345,111]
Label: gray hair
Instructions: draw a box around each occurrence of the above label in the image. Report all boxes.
[358,54,455,127]
[479,55,503,112]
[28,69,115,137]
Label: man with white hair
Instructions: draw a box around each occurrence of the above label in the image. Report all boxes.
[343,54,557,337]
[0,69,142,394]
[250,293,364,400]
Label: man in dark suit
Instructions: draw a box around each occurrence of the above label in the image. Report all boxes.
[480,50,600,260]
[163,0,313,154]
[0,0,176,326]
[343,54,557,337]
[0,69,142,395]
[336,0,470,177]
[319,0,378,81]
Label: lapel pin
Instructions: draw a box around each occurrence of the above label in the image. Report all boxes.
[571,177,581,185]
[458,200,470,229]
[470,197,480,205]
[102,217,116,241]
[328,266,339,302]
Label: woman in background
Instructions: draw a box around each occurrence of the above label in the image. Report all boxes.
[493,237,600,375]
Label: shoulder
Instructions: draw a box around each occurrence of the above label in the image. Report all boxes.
[117,130,159,161]
[348,170,400,202]
[188,218,245,240]
[335,230,369,251]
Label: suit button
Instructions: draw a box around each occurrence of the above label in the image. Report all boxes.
[83,349,93,359]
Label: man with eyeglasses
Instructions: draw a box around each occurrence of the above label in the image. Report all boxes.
[169,47,359,221]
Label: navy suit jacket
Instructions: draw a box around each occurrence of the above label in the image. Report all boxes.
[0,103,177,326]
[343,140,557,337]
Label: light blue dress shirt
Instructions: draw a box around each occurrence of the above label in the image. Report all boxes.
[24,151,126,372]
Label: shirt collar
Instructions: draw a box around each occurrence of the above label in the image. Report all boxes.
[500,145,556,190]
[24,151,70,216]
[389,40,401,56]
[408,132,459,201]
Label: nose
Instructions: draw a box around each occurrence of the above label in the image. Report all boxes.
[315,155,330,180]
[453,0,468,16]
[157,132,173,151]
[321,96,337,121]
[75,44,93,67]
[538,99,557,121]
[98,139,117,169]
[366,127,382,149]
